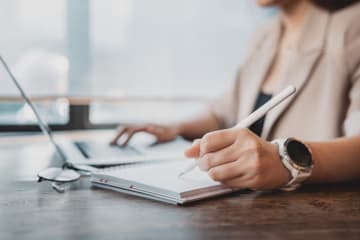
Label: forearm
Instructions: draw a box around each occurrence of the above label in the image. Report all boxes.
[174,110,221,140]
[306,136,360,183]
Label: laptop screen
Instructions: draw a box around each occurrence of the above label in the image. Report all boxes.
[0,55,68,163]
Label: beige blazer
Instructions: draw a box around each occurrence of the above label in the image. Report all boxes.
[211,3,360,141]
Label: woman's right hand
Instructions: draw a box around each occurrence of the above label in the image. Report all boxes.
[110,123,180,147]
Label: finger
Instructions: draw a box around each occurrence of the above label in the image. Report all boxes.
[184,139,201,158]
[207,158,251,182]
[110,127,128,146]
[222,177,255,189]
[145,125,168,141]
[198,144,238,171]
[200,129,237,156]
[120,128,145,147]
[146,124,165,135]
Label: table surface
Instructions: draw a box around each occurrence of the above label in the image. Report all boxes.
[1,130,359,240]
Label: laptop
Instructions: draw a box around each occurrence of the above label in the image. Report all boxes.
[1,55,190,167]
[58,136,191,166]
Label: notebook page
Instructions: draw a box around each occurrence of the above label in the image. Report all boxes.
[101,160,222,197]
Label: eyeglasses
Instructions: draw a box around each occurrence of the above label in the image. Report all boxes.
[38,167,81,193]
[37,164,95,192]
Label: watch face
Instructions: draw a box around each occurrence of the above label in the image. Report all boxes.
[286,139,313,168]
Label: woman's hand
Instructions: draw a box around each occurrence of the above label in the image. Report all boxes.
[185,128,291,190]
[110,123,180,147]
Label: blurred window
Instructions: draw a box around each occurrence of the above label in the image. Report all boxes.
[0,0,68,125]
[89,0,275,124]
[0,0,275,126]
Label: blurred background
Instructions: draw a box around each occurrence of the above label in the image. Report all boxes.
[0,0,275,130]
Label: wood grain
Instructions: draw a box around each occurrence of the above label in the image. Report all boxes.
[0,132,359,240]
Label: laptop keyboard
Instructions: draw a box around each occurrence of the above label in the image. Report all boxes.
[74,141,142,159]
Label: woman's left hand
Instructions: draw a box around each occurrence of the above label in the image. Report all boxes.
[185,128,291,190]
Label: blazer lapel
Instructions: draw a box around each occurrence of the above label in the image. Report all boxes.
[239,19,282,120]
[262,6,330,139]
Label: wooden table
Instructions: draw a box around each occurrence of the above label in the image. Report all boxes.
[1,131,359,240]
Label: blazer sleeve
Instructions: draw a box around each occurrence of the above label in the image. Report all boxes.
[343,19,360,136]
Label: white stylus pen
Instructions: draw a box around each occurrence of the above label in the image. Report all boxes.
[178,85,297,177]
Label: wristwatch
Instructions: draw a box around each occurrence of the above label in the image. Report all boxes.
[272,138,314,191]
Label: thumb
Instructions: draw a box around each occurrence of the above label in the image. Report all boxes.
[184,139,201,158]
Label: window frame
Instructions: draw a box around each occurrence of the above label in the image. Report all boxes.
[0,104,117,132]
[0,94,209,132]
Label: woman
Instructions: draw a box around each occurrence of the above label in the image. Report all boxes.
[111,0,360,190]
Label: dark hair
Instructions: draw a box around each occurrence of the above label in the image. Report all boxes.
[312,0,360,12]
